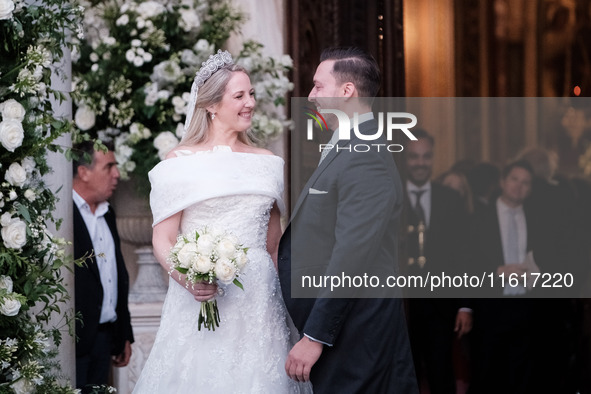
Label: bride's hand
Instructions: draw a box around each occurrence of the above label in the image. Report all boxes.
[190,281,218,302]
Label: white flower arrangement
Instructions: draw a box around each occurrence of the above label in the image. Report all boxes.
[1,0,85,390]
[73,0,293,194]
[169,227,249,331]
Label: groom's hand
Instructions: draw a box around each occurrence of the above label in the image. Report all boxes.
[285,336,323,382]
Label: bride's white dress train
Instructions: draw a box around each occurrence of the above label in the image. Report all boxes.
[133,146,310,393]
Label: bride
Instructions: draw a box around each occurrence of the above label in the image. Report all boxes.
[133,51,310,393]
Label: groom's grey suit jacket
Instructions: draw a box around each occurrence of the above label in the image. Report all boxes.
[278,119,418,394]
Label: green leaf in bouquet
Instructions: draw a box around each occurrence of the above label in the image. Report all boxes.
[233,278,244,291]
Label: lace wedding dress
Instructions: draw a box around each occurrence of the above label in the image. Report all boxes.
[133,146,310,394]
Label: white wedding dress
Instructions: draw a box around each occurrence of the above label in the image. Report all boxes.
[133,146,311,394]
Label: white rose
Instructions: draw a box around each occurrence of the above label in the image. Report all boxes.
[5,162,26,187]
[131,39,141,47]
[153,131,178,160]
[142,52,153,62]
[196,233,216,256]
[156,90,170,100]
[10,377,34,394]
[172,95,185,108]
[0,99,26,121]
[192,254,213,274]
[176,242,198,269]
[133,56,144,67]
[125,49,135,63]
[0,119,24,152]
[234,249,249,270]
[280,54,293,68]
[151,61,181,84]
[175,123,184,138]
[91,64,99,72]
[74,106,96,130]
[215,258,237,284]
[0,275,13,293]
[21,157,35,174]
[0,297,21,316]
[0,0,15,20]
[216,237,238,259]
[2,218,27,249]
[124,161,136,172]
[0,212,12,226]
[136,1,165,18]
[116,14,129,26]
[24,189,35,201]
[180,49,198,66]
[194,39,212,53]
[8,190,17,200]
[179,9,200,32]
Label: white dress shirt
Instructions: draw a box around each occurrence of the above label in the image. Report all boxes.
[406,180,431,228]
[73,190,119,323]
[496,198,527,295]
[319,112,375,164]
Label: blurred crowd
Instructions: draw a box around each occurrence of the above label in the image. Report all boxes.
[397,129,591,394]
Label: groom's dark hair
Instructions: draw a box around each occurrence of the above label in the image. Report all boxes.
[320,46,381,99]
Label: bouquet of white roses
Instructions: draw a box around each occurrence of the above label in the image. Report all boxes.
[169,227,248,331]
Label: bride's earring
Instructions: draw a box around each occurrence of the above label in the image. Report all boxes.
[210,113,216,120]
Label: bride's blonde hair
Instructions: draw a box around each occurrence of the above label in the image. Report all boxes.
[182,64,254,146]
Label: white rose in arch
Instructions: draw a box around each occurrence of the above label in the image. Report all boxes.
[179,9,200,32]
[0,99,26,121]
[153,131,178,160]
[5,162,27,187]
[0,0,15,20]
[192,254,213,274]
[1,212,13,226]
[0,119,24,152]
[24,189,35,201]
[0,275,13,293]
[74,105,96,131]
[2,218,27,249]
[176,242,198,269]
[21,156,36,174]
[0,297,21,316]
[215,258,237,284]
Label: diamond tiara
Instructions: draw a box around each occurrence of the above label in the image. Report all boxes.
[194,49,234,88]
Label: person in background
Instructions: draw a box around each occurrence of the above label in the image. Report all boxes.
[400,128,472,394]
[436,169,475,214]
[73,141,134,392]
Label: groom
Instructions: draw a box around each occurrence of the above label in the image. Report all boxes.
[278,47,418,393]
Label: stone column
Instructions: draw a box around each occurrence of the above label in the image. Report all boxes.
[45,50,76,386]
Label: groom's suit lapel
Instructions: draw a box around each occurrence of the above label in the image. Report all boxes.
[289,119,376,221]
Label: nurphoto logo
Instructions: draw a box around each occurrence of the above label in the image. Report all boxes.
[304,108,418,153]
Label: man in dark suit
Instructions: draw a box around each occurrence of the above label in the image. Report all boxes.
[278,47,417,394]
[469,160,567,394]
[73,141,134,391]
[399,129,472,394]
